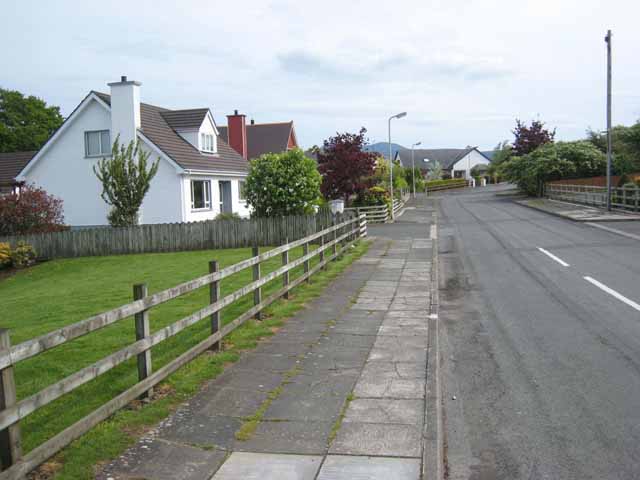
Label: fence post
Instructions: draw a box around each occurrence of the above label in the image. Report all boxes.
[209,261,221,352]
[253,246,262,320]
[133,284,153,400]
[0,329,21,470]
[282,246,290,300]
[333,217,338,262]
[319,232,326,270]
[303,241,310,283]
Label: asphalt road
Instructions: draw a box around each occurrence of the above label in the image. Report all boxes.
[437,185,640,479]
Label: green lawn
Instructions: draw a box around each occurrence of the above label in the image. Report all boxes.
[0,240,369,478]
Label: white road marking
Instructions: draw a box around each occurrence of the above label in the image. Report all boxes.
[583,276,640,312]
[430,224,438,240]
[586,222,640,242]
[537,247,570,267]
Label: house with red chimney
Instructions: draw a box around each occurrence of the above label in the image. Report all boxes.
[14,78,301,226]
[217,111,298,160]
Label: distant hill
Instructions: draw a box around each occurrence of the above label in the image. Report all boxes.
[365,142,407,159]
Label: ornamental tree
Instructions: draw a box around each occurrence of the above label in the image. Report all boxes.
[316,128,378,205]
[512,119,555,156]
[0,88,63,152]
[93,138,159,226]
[244,148,321,217]
[0,184,66,235]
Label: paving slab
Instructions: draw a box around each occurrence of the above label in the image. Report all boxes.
[97,439,226,480]
[317,455,421,480]
[343,398,424,425]
[234,420,334,454]
[213,452,322,480]
[159,414,241,450]
[329,422,422,457]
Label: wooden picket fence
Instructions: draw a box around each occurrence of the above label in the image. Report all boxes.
[0,212,340,260]
[0,214,367,478]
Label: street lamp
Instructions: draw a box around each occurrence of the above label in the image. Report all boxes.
[411,141,422,198]
[388,112,407,220]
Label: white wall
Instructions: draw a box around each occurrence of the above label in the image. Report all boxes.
[451,150,490,179]
[138,142,182,224]
[23,99,112,226]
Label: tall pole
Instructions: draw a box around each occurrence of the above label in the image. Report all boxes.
[411,146,416,198]
[388,117,394,220]
[605,30,613,211]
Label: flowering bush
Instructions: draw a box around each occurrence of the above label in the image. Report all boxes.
[10,241,36,268]
[0,243,11,268]
[0,184,66,235]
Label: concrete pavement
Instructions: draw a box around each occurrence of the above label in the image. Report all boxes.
[98,197,436,480]
[438,185,640,479]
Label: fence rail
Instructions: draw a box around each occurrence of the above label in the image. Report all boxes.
[546,183,640,212]
[0,215,366,479]
[345,192,409,224]
[0,213,340,260]
[425,180,469,193]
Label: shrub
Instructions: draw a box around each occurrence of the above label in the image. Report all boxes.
[501,141,606,196]
[354,186,390,209]
[0,243,11,268]
[215,212,241,221]
[245,148,321,217]
[0,184,66,235]
[10,241,36,268]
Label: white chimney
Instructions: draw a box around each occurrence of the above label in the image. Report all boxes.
[108,76,141,147]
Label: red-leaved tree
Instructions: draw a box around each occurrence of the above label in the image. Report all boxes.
[0,184,66,235]
[512,119,556,156]
[316,128,378,205]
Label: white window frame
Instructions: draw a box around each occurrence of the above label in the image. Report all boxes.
[84,130,111,157]
[201,133,216,153]
[190,179,212,211]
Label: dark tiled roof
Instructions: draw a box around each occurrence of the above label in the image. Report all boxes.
[93,92,247,173]
[0,151,36,190]
[396,148,476,170]
[218,122,294,160]
[160,109,209,131]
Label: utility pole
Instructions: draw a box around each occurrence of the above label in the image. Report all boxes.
[605,29,612,211]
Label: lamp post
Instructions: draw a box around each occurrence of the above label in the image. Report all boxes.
[388,112,407,220]
[605,29,613,211]
[411,141,422,198]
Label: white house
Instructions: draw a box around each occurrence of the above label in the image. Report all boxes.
[395,147,491,180]
[17,76,251,226]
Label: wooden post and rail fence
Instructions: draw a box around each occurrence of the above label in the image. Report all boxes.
[344,192,410,224]
[0,214,367,479]
[545,183,640,213]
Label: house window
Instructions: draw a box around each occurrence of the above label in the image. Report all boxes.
[85,130,111,157]
[201,133,215,153]
[191,180,211,210]
[239,180,246,201]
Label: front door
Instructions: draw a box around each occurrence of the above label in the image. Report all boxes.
[219,181,232,214]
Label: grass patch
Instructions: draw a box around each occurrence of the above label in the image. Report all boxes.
[0,240,370,478]
[328,392,355,445]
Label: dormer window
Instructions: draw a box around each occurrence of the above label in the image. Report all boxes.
[201,133,216,153]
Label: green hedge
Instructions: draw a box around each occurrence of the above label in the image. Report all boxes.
[425,178,467,188]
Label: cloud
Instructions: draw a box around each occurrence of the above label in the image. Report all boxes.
[278,48,512,84]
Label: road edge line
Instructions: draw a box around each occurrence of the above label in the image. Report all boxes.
[586,222,640,241]
[423,206,444,480]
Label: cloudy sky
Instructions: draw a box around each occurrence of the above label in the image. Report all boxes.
[2,0,638,150]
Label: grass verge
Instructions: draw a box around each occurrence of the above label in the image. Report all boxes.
[0,240,369,478]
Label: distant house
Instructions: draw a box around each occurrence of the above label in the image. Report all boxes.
[394,147,491,179]
[17,77,251,226]
[217,115,298,160]
[0,151,35,193]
